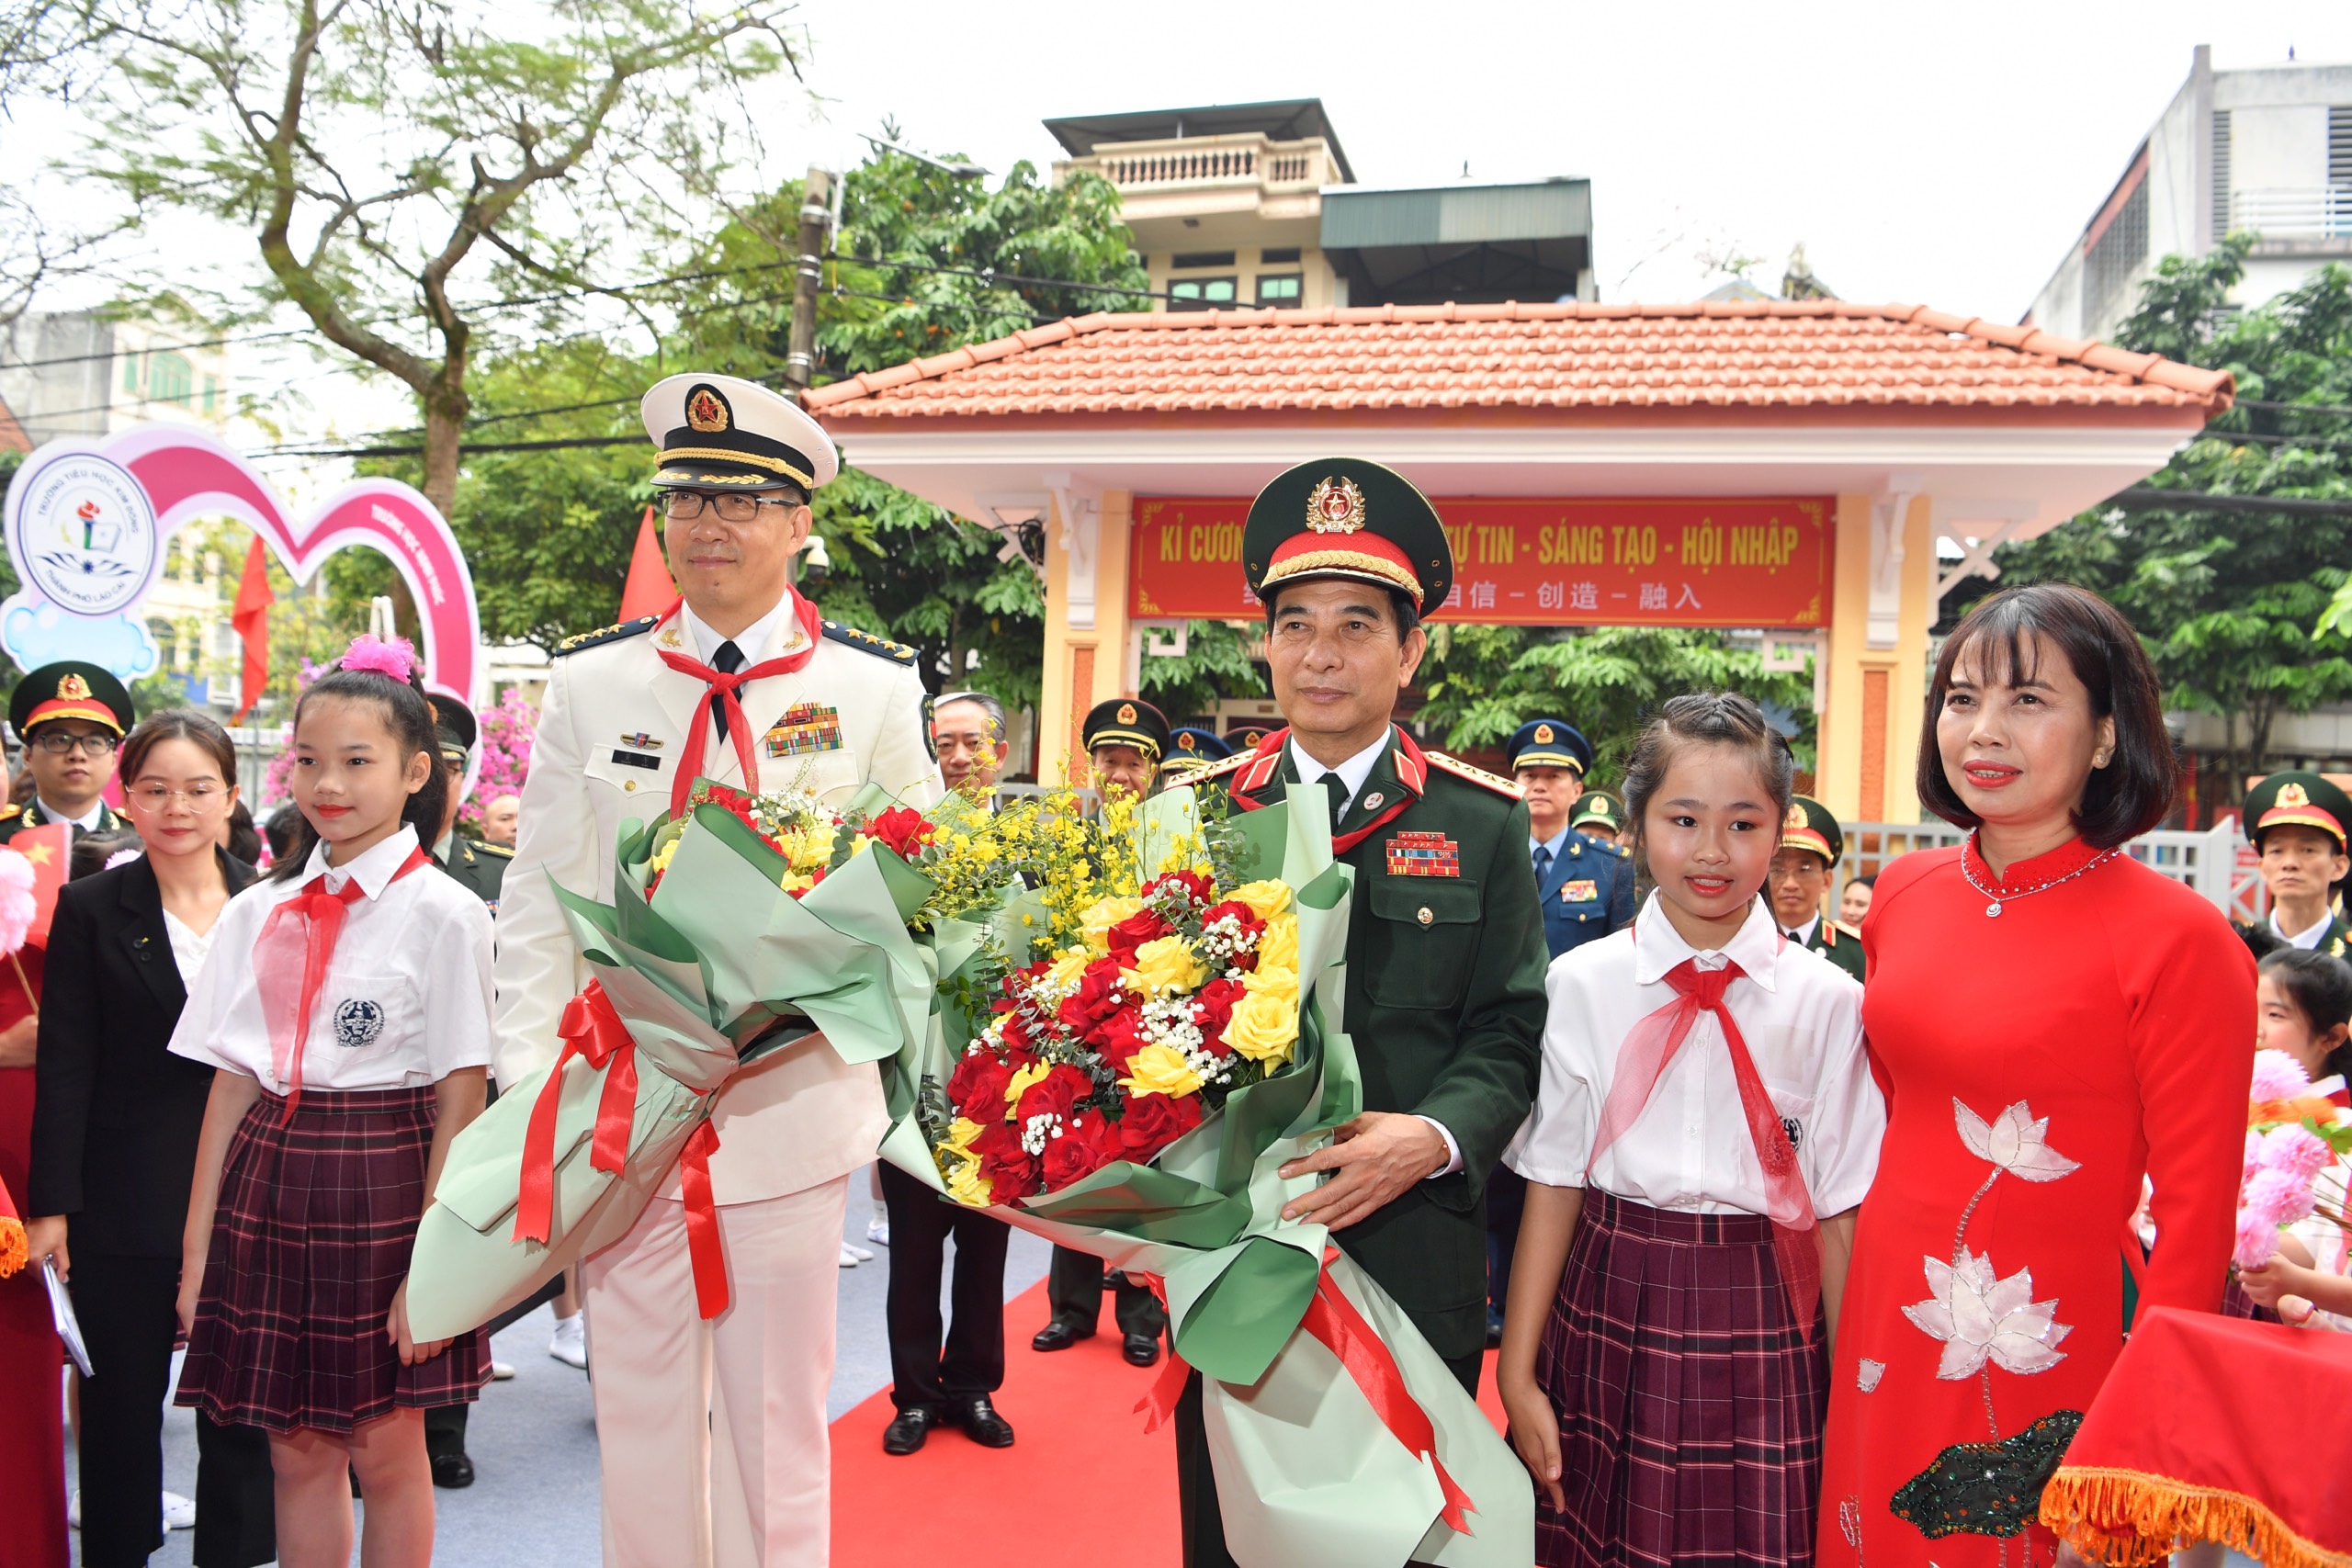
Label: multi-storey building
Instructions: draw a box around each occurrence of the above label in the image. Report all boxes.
[2029,45,2352,340]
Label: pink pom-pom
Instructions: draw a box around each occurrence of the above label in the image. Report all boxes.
[2245,1167,2316,1228]
[0,851,31,955]
[2260,1123,2335,1182]
[2245,1128,2267,1181]
[2234,1207,2281,1269]
[104,847,141,872]
[338,635,419,682]
[2251,1049,2313,1103]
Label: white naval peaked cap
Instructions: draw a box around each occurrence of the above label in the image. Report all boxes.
[640,372,841,492]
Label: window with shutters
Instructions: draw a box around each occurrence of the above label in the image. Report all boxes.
[2085,178,2149,329]
[148,351,194,407]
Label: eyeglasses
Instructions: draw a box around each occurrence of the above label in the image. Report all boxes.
[32,730,118,755]
[661,492,797,525]
[129,783,228,810]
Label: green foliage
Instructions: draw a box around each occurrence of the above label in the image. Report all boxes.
[1415,624,1818,777]
[1138,623,1267,721]
[1968,239,2352,794]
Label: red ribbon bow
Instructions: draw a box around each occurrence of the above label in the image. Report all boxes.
[1585,953,1822,1329]
[1135,1254,1479,1538]
[513,980,639,1247]
[655,591,825,817]
[250,844,431,1121]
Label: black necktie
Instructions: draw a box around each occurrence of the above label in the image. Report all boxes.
[1532,844,1553,881]
[709,640,744,740]
[1786,928,1804,943]
[1320,772,1349,828]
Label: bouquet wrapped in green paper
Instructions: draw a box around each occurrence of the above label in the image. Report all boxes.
[881,783,1533,1568]
[404,779,951,1340]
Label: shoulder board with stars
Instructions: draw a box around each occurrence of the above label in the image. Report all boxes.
[556,615,661,657]
[1179,750,1256,788]
[476,840,515,860]
[821,621,918,665]
[1424,751,1524,800]
[0,804,18,823]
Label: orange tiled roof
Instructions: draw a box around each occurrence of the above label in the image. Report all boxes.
[0,394,28,455]
[804,299,2231,421]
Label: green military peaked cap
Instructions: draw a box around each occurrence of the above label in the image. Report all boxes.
[2245,771,2352,850]
[1781,795,1844,867]
[1243,458,1453,615]
[1570,790,1624,833]
[1082,697,1170,761]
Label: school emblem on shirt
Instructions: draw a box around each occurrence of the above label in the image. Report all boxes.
[334,998,387,1049]
[1385,830,1460,877]
[761,702,842,760]
[1563,878,1599,903]
[1780,1116,1804,1152]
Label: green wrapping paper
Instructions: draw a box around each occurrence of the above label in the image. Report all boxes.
[878,783,1534,1566]
[405,784,939,1342]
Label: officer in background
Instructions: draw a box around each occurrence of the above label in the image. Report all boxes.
[1569,788,1625,847]
[427,696,514,912]
[1033,697,1172,1367]
[1508,718,1634,961]
[0,662,134,843]
[1770,795,1867,982]
[1161,725,1231,782]
[2242,771,2352,955]
[1177,458,1547,1568]
[1223,722,1273,755]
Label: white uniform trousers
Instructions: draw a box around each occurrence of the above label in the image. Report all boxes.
[582,1176,848,1568]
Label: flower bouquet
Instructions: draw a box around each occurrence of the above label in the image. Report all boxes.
[404,774,958,1340]
[878,782,1532,1568]
[2232,1049,2352,1270]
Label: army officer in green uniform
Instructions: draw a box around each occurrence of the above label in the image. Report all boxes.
[1178,458,1548,1568]
[2242,771,2352,956]
[1569,788,1625,847]
[426,695,514,913]
[0,662,134,843]
[1768,795,1866,982]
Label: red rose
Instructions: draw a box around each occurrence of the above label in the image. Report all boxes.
[1014,1063,1092,1125]
[1117,1089,1204,1163]
[1105,908,1172,961]
[1200,899,1262,933]
[1191,977,1244,1055]
[1041,1110,1123,1190]
[969,1118,1040,1201]
[1092,1007,1151,1074]
[865,806,937,861]
[1144,869,1213,908]
[944,1051,1014,1121]
[1057,964,1126,1032]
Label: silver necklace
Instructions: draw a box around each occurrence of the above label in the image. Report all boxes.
[1961,839,2120,918]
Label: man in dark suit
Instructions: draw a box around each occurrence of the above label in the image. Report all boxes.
[1174,459,1548,1568]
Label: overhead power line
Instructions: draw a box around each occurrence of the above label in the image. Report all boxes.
[2109,487,2352,518]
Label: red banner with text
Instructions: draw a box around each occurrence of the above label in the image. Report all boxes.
[1131,497,1831,627]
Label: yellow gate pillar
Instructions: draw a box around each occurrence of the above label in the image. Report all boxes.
[1035,482,1134,782]
[1818,489,1936,825]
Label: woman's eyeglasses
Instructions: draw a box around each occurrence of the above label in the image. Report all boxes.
[128,784,228,811]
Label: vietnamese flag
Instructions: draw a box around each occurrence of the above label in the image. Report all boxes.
[13,825,70,946]
[618,505,674,623]
[230,535,275,724]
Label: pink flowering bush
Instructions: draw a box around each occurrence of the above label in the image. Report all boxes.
[459,687,536,833]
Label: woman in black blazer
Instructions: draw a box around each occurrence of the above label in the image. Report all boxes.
[25,712,275,1568]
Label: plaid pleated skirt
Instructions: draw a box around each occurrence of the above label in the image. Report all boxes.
[1531,1190,1827,1568]
[175,1086,489,1435]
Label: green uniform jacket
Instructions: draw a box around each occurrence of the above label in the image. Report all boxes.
[0,799,125,842]
[1804,917,1867,982]
[2236,912,2351,960]
[1221,729,1549,1363]
[435,833,512,911]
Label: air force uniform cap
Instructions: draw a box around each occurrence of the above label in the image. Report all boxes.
[641,373,840,493]
[1505,718,1593,776]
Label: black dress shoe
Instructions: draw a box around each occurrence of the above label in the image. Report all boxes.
[1122,1333,1161,1368]
[1030,1317,1094,1352]
[882,1407,935,1456]
[950,1395,1014,1449]
[429,1451,476,1489]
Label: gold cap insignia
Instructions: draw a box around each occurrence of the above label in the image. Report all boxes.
[58,673,90,701]
[2280,783,2311,807]
[685,388,729,434]
[1306,476,1367,535]
[1116,702,1137,725]
[1785,804,1809,832]
[1533,723,1555,744]
[1178,732,1196,750]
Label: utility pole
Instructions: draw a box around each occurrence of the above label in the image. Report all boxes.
[786,165,834,400]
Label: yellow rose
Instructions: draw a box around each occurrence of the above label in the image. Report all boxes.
[1003,1060,1053,1119]
[778,870,816,894]
[1124,934,1207,997]
[1256,913,1299,974]
[942,1154,992,1208]
[1227,879,1292,923]
[649,839,681,876]
[1119,1041,1205,1099]
[1044,948,1091,990]
[939,1115,986,1156]
[1225,986,1298,1066]
[1080,896,1145,955]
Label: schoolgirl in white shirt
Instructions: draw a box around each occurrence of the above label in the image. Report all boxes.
[1497,692,1886,1568]
[171,637,494,1568]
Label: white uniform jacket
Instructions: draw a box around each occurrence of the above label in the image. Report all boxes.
[493,604,944,1205]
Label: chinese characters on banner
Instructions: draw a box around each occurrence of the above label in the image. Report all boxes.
[1130,497,1831,627]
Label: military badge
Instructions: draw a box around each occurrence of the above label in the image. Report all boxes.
[59,672,92,701]
[1563,879,1599,903]
[1385,830,1461,877]
[762,702,843,759]
[1533,723,1554,744]
[685,386,730,433]
[1305,475,1367,534]
[1784,803,1809,832]
[2281,782,2312,808]
[618,732,663,750]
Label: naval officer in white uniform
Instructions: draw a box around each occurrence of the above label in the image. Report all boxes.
[492,374,943,1568]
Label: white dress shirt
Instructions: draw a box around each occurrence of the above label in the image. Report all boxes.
[160,908,216,987]
[169,825,496,1092]
[1781,912,1821,946]
[680,595,806,667]
[1509,891,1883,1216]
[2274,909,2336,950]
[1530,825,1575,864]
[37,797,104,832]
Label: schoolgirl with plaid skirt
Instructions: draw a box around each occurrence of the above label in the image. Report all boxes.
[1496,693,1886,1568]
[169,638,495,1567]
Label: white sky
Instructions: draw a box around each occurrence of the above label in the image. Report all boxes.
[17,0,2352,457]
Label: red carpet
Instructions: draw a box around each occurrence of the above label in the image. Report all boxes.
[831,1280,1512,1566]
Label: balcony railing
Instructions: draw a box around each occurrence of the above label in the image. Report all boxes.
[1063,135,1336,194]
[2228,186,2352,241]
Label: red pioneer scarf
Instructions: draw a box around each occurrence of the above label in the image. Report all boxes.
[1585,952,1822,1329]
[654,591,826,816]
[251,842,433,1120]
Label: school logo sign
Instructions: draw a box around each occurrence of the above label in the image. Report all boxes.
[9,453,161,617]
